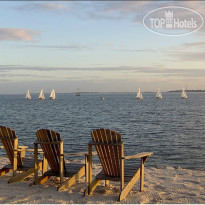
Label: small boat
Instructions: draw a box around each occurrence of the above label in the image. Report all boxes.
[181,88,187,99]
[25,89,31,100]
[50,89,55,100]
[100,96,104,100]
[136,88,143,99]
[76,89,80,96]
[156,88,162,99]
[38,89,45,100]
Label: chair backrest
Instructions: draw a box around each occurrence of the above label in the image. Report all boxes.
[0,126,23,167]
[36,129,65,173]
[91,128,122,177]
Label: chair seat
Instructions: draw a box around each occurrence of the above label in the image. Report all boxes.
[43,163,85,177]
[96,164,140,182]
[3,157,42,171]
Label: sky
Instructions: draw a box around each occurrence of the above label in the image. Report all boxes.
[0,1,205,94]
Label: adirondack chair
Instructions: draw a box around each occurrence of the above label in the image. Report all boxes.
[34,129,87,191]
[85,128,153,201]
[0,126,43,183]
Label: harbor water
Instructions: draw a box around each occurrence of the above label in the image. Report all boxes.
[0,92,204,170]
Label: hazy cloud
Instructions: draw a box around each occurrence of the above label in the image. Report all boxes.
[0,65,204,78]
[13,2,69,13]
[17,44,92,51]
[169,51,205,62]
[180,42,205,49]
[0,28,39,42]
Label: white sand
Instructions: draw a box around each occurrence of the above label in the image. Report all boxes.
[0,156,204,204]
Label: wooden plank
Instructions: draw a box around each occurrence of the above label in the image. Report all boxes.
[0,126,14,165]
[58,165,85,191]
[91,130,106,176]
[123,152,153,159]
[9,161,43,183]
[34,176,51,185]
[36,129,60,172]
[100,129,113,176]
[13,138,18,176]
[119,168,141,201]
[59,140,64,184]
[88,144,92,184]
[106,129,117,176]
[140,157,145,191]
[34,143,39,184]
[87,179,102,195]
[111,130,121,176]
[120,143,124,190]
[95,130,108,174]
[0,168,12,176]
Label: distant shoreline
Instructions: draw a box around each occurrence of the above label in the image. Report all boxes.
[168,90,205,92]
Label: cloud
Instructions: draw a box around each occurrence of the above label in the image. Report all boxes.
[17,44,92,51]
[169,51,205,62]
[14,2,69,13]
[0,64,204,78]
[180,41,205,49]
[0,28,39,42]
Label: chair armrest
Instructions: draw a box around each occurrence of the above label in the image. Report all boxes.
[16,148,43,153]
[122,152,153,160]
[19,146,28,149]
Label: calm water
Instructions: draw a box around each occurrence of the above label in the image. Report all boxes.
[0,92,205,170]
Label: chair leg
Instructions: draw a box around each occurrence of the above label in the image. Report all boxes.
[8,161,43,183]
[32,175,51,185]
[84,179,102,196]
[140,157,145,191]
[0,168,12,177]
[118,168,141,201]
[105,180,109,187]
[58,165,85,191]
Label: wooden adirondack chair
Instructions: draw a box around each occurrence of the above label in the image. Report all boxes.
[85,128,153,201]
[0,126,43,183]
[34,129,87,191]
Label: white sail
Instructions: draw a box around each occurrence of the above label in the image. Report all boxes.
[39,89,45,100]
[156,88,162,99]
[136,88,143,99]
[181,88,187,99]
[25,89,31,100]
[50,89,55,100]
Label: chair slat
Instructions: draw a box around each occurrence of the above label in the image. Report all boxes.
[100,129,113,176]
[91,130,107,175]
[91,129,121,177]
[0,126,22,167]
[36,129,65,173]
[36,130,57,172]
[106,129,118,176]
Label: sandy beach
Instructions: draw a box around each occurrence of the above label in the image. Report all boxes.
[0,156,204,204]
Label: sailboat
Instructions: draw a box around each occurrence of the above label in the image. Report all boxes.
[25,89,31,100]
[50,89,55,100]
[156,88,162,99]
[38,89,45,100]
[76,89,80,96]
[181,88,187,99]
[136,88,143,99]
